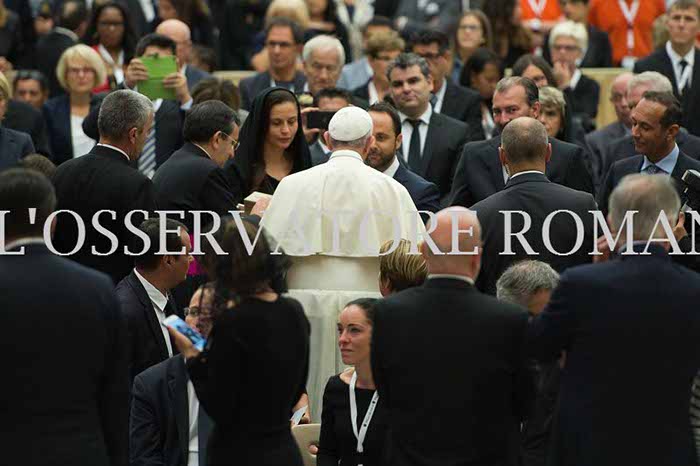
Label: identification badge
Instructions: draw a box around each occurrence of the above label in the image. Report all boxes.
[621,56,637,70]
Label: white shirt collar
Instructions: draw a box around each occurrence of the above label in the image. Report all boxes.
[96,143,131,162]
[4,237,45,251]
[666,40,695,67]
[427,274,475,285]
[133,268,169,312]
[569,69,582,90]
[382,155,400,178]
[329,149,364,162]
[368,81,379,104]
[509,169,545,180]
[193,143,212,159]
[399,105,432,126]
[433,79,448,113]
[54,27,78,41]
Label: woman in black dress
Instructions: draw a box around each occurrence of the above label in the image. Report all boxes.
[169,219,310,466]
[317,298,388,466]
[226,87,312,204]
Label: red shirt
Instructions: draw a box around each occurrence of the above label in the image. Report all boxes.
[589,0,665,65]
[520,0,563,22]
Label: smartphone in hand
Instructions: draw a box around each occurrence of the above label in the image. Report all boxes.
[163,315,207,351]
[306,110,336,130]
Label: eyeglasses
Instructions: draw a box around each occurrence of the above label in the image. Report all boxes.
[417,52,443,62]
[221,132,240,150]
[552,44,579,53]
[184,306,200,317]
[67,67,96,76]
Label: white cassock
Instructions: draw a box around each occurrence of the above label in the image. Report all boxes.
[262,149,424,419]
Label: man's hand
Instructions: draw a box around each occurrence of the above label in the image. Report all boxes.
[593,234,613,263]
[163,71,191,105]
[0,57,13,73]
[125,58,149,88]
[250,196,271,217]
[553,61,573,90]
[674,211,688,241]
[301,106,321,143]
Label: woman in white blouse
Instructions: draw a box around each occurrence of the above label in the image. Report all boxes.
[43,44,107,165]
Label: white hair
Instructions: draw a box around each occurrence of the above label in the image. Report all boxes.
[302,35,345,66]
[549,20,588,52]
[628,71,673,95]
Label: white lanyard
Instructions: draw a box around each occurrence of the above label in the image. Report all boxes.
[349,371,379,460]
[527,0,547,19]
[98,44,125,83]
[678,60,693,92]
[618,0,640,53]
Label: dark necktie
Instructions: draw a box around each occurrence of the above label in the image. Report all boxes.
[407,119,422,172]
[679,59,690,95]
[645,164,663,175]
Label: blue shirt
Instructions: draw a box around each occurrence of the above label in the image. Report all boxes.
[640,143,679,174]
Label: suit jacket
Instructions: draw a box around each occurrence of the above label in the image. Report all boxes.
[52,144,158,284]
[83,93,184,170]
[371,277,534,466]
[2,243,128,466]
[394,0,460,35]
[602,129,700,177]
[543,25,612,68]
[0,125,34,170]
[152,142,238,232]
[439,79,486,141]
[123,0,157,37]
[471,172,597,295]
[565,73,600,121]
[584,120,629,193]
[43,94,101,165]
[184,64,212,91]
[393,162,440,214]
[634,47,700,137]
[449,136,594,207]
[35,28,77,97]
[239,71,307,111]
[4,99,51,156]
[527,245,700,466]
[309,140,331,166]
[130,356,212,466]
[338,57,372,91]
[116,270,180,383]
[402,111,469,203]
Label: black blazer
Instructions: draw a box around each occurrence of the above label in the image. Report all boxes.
[115,270,180,383]
[471,172,597,295]
[152,142,238,232]
[371,277,534,466]
[52,144,158,284]
[131,356,213,466]
[449,136,594,207]
[527,246,700,466]
[309,140,331,166]
[602,130,700,177]
[401,111,469,203]
[239,71,307,111]
[543,25,612,68]
[393,162,440,214]
[83,93,184,170]
[184,64,212,91]
[4,99,51,156]
[565,73,600,121]
[634,47,700,137]
[35,28,77,97]
[43,93,101,165]
[2,243,128,466]
[0,9,23,66]
[439,78,486,142]
[0,125,34,170]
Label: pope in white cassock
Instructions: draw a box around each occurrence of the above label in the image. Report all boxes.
[262,106,424,419]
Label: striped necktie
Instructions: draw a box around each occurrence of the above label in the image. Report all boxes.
[138,126,156,178]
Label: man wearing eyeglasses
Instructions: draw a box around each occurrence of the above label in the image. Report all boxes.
[153,100,241,233]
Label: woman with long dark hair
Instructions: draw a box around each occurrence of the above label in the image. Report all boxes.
[481,0,532,68]
[226,87,312,203]
[460,47,503,140]
[451,10,493,83]
[83,2,137,91]
[170,219,310,466]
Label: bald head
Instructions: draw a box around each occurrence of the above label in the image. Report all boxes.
[611,72,634,127]
[499,116,551,175]
[422,207,482,279]
[612,72,634,95]
[156,19,191,64]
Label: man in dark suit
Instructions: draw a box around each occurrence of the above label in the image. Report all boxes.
[408,30,485,142]
[585,72,633,193]
[307,88,352,166]
[1,168,128,466]
[0,122,35,170]
[153,100,239,232]
[388,53,469,203]
[528,174,700,466]
[450,76,593,208]
[83,34,189,178]
[155,19,213,91]
[471,117,596,295]
[239,18,306,111]
[371,207,534,466]
[4,99,51,157]
[367,102,440,216]
[634,0,700,137]
[52,89,157,284]
[116,218,192,383]
[35,0,86,97]
[130,286,213,466]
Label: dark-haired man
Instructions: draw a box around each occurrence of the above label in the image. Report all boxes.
[116,218,193,383]
[238,18,307,111]
[408,29,484,141]
[449,76,593,207]
[308,87,352,165]
[1,168,128,466]
[153,100,241,231]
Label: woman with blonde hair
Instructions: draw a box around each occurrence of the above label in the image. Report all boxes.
[378,239,428,296]
[43,44,107,164]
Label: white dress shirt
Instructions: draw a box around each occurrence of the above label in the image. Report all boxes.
[368,81,379,105]
[382,155,400,178]
[502,168,544,184]
[432,79,448,113]
[71,114,96,158]
[133,268,173,357]
[96,143,130,161]
[399,105,432,164]
[569,69,582,90]
[187,380,200,466]
[666,41,695,91]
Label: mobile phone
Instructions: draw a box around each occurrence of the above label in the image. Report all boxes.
[306,110,336,130]
[163,315,207,351]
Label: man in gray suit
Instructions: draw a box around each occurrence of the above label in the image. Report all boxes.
[584,71,633,193]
